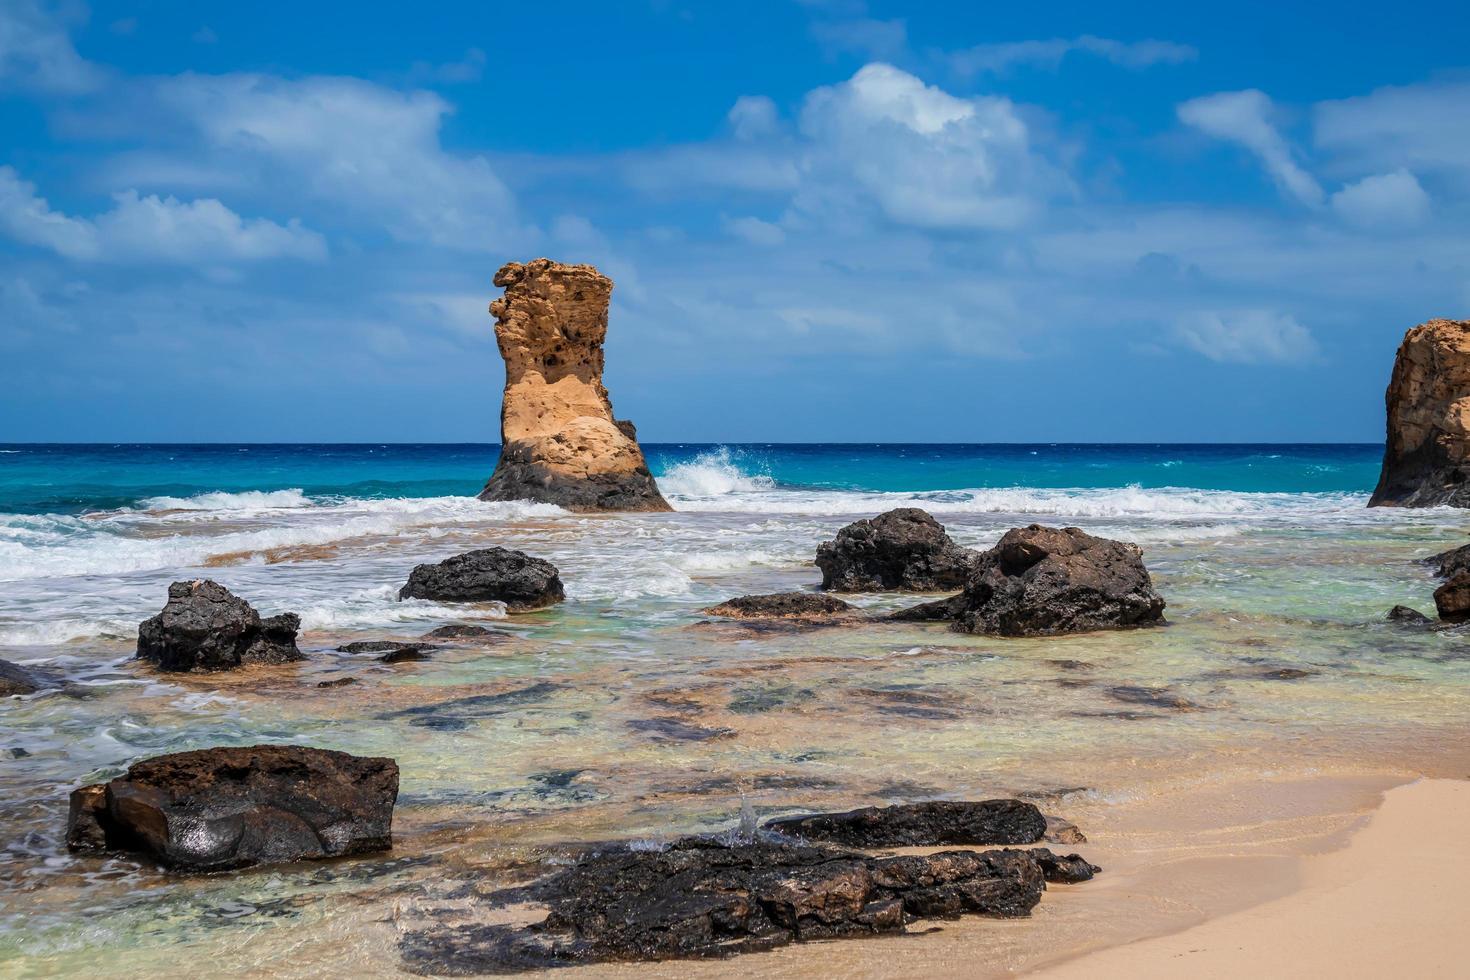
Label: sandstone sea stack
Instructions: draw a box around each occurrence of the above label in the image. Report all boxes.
[479,259,671,512]
[1370,318,1470,508]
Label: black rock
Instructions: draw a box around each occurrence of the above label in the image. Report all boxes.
[891,524,1166,637]
[398,837,1055,973]
[1387,604,1433,625]
[1028,847,1101,883]
[135,580,303,673]
[0,658,40,696]
[399,548,564,611]
[703,592,855,619]
[380,646,433,664]
[1435,572,1470,622]
[765,799,1047,847]
[337,640,434,662]
[317,677,358,688]
[66,744,398,870]
[422,624,501,639]
[816,509,980,592]
[1423,543,1470,579]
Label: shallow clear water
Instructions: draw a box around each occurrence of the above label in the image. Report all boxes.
[1,443,1467,977]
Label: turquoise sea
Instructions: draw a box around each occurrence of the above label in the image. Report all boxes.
[3,441,1468,976]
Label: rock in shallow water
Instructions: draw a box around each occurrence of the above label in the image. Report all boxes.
[891,524,1166,637]
[1387,604,1433,625]
[397,837,1056,973]
[136,579,303,673]
[816,508,979,592]
[702,592,855,620]
[1434,572,1470,622]
[422,624,502,639]
[1423,543,1470,578]
[0,659,40,696]
[66,744,398,870]
[765,799,1047,847]
[399,548,564,611]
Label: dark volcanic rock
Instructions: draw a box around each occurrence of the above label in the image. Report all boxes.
[627,717,736,742]
[1107,685,1200,711]
[337,640,435,662]
[703,592,855,620]
[1424,543,1470,578]
[1387,604,1433,625]
[0,658,40,696]
[1028,847,1101,883]
[422,624,501,639]
[816,508,979,592]
[1434,572,1470,622]
[135,580,303,673]
[765,799,1046,847]
[398,837,1054,973]
[317,677,358,688]
[1370,318,1470,507]
[892,524,1166,637]
[65,744,397,870]
[399,548,564,611]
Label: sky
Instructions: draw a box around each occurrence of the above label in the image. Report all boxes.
[1,0,1467,443]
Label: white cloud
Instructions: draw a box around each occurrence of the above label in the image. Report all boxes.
[0,0,102,93]
[727,95,780,140]
[951,35,1196,76]
[1315,81,1470,180]
[1177,89,1323,207]
[1330,169,1431,229]
[151,73,518,248]
[794,63,1053,230]
[723,215,786,246]
[1174,310,1319,364]
[0,166,325,262]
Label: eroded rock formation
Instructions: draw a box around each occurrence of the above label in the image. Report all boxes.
[816,508,979,592]
[399,547,564,611]
[479,259,671,512]
[702,592,856,620]
[1370,318,1470,507]
[66,744,398,870]
[890,524,1166,636]
[136,580,303,672]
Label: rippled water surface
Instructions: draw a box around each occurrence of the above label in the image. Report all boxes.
[2,443,1468,977]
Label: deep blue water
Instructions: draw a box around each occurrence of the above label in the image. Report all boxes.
[0,443,1383,515]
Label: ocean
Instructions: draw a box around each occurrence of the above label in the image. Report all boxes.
[3,441,1468,975]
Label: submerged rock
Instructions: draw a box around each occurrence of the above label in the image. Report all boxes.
[816,508,979,592]
[478,259,671,512]
[66,744,397,870]
[702,592,855,620]
[135,580,303,673]
[398,837,1057,973]
[892,524,1165,637]
[0,659,40,696]
[399,548,564,611]
[1387,604,1433,625]
[765,799,1046,847]
[1370,318,1470,508]
[422,624,501,639]
[337,640,435,662]
[1434,572,1470,622]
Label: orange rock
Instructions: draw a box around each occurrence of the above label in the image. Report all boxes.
[1370,318,1470,507]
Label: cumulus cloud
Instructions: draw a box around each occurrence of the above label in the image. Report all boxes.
[1174,310,1319,364]
[0,0,102,93]
[1330,169,1431,228]
[150,72,518,248]
[0,166,326,262]
[1178,89,1323,207]
[727,95,781,140]
[951,35,1196,76]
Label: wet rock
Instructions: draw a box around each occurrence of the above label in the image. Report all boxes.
[381,647,433,664]
[1434,572,1470,622]
[765,799,1046,847]
[1029,847,1101,883]
[397,837,1053,973]
[1043,816,1087,845]
[627,717,736,742]
[892,525,1166,637]
[816,508,980,592]
[8,747,31,758]
[399,548,564,611]
[422,624,502,639]
[703,592,855,620]
[727,684,816,714]
[478,259,671,512]
[853,687,965,721]
[1254,666,1318,680]
[1387,605,1433,626]
[65,744,398,870]
[136,580,303,673]
[317,677,358,688]
[382,682,562,731]
[1423,543,1470,578]
[337,640,435,662]
[884,594,968,622]
[0,658,40,696]
[1370,318,1470,507]
[1107,685,1201,711]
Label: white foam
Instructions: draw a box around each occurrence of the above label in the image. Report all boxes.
[658,448,775,497]
[138,488,314,511]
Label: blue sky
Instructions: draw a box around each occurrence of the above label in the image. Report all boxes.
[1,0,1467,442]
